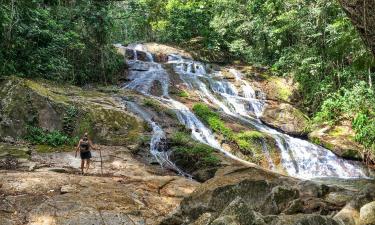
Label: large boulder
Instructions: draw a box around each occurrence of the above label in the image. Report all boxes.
[260,101,309,136]
[334,184,375,225]
[359,201,375,225]
[0,77,143,146]
[309,123,363,160]
[160,166,347,225]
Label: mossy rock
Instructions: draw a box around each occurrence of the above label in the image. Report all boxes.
[266,77,293,102]
[0,143,31,159]
[260,101,310,136]
[0,76,143,146]
[309,124,364,160]
[77,106,142,146]
[0,77,66,138]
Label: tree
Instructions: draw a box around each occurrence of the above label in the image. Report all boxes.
[338,0,375,56]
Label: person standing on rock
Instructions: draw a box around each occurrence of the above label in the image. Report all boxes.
[75,132,96,174]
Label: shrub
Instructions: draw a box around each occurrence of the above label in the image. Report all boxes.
[142,98,161,110]
[174,144,220,167]
[178,90,189,98]
[63,106,78,135]
[236,131,264,140]
[170,130,220,171]
[26,126,78,147]
[193,103,233,139]
[170,132,191,146]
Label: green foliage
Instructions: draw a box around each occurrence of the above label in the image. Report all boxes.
[236,131,264,140]
[174,144,220,167]
[193,103,233,139]
[142,98,161,110]
[314,82,375,156]
[314,82,375,124]
[0,0,122,84]
[178,90,190,98]
[170,131,220,168]
[26,126,78,147]
[63,106,79,135]
[353,113,375,152]
[170,132,191,146]
[234,131,264,157]
[193,103,266,158]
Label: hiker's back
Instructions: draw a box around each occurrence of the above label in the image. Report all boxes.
[80,138,90,152]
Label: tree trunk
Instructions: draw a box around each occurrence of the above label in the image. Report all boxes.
[338,0,375,57]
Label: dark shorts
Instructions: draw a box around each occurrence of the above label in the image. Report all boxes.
[80,151,92,160]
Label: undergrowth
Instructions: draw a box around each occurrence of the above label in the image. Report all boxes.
[313,82,375,164]
[170,131,220,168]
[26,126,78,147]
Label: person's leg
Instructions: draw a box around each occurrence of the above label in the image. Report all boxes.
[85,159,90,173]
[80,160,84,174]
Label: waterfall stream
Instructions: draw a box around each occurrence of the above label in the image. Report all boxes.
[124,101,189,177]
[122,45,369,179]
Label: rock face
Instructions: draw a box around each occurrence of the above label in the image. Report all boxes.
[0,77,143,145]
[338,0,375,56]
[260,101,309,136]
[309,123,363,160]
[161,166,353,225]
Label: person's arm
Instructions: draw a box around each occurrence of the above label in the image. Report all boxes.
[75,140,81,158]
[89,140,96,151]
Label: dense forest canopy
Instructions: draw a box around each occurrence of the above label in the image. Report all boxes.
[1,0,375,158]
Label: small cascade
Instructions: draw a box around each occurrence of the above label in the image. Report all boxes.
[229,69,265,118]
[125,59,168,96]
[122,44,369,179]
[124,101,189,177]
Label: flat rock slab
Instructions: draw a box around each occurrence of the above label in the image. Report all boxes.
[0,145,199,225]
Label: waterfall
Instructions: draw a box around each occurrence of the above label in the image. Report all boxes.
[122,44,368,179]
[124,101,189,177]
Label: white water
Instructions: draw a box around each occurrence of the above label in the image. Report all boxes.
[122,45,368,179]
[124,101,189,176]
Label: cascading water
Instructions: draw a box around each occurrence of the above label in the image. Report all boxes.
[124,48,253,166]
[124,101,189,177]
[167,55,368,179]
[122,45,368,179]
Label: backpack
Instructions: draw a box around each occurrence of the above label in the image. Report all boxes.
[80,138,90,152]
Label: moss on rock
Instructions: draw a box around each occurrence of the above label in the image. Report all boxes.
[309,123,364,160]
[0,76,143,148]
[0,143,30,159]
